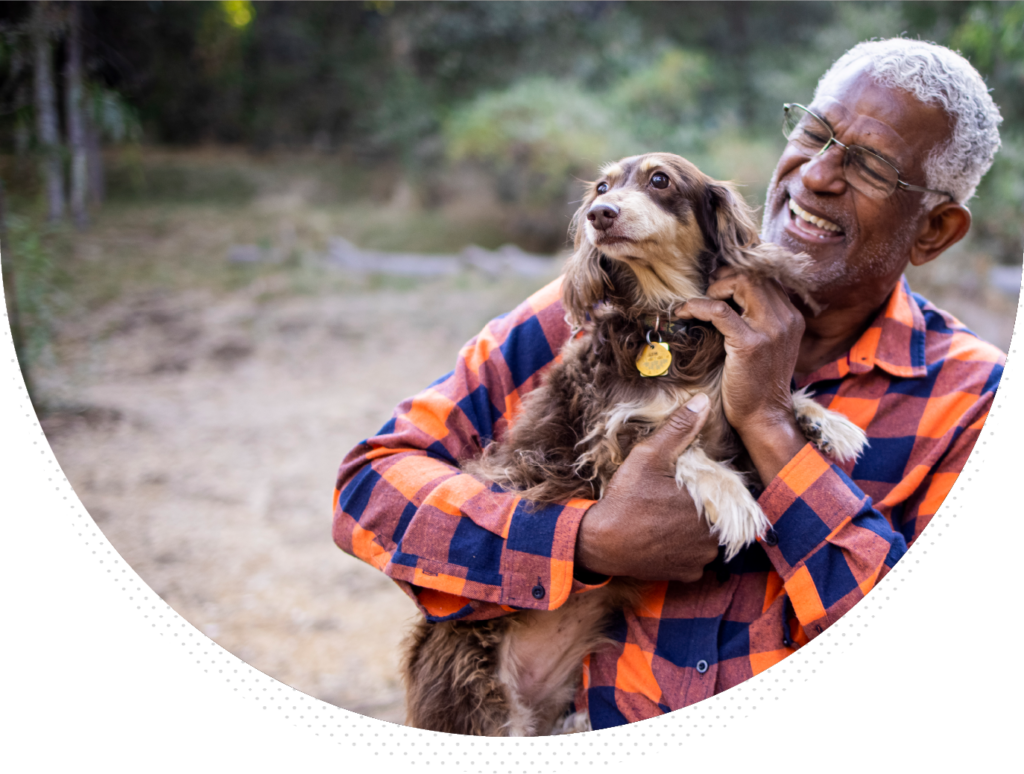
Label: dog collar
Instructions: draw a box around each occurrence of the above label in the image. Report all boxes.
[642,315,688,336]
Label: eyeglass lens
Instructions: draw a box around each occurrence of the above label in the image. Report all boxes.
[783,105,898,197]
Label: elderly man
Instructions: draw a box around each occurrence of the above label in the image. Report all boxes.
[333,39,1004,730]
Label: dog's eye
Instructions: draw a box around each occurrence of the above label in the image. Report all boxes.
[651,173,670,189]
[596,182,609,194]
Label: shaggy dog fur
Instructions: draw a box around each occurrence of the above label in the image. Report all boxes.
[402,153,867,736]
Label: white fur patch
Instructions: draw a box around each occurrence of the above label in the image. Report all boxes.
[639,156,662,173]
[574,391,695,491]
[549,709,592,735]
[791,387,869,463]
[599,161,624,179]
[675,446,768,561]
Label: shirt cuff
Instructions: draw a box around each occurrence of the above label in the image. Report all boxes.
[756,442,871,577]
[499,497,601,610]
[748,442,901,642]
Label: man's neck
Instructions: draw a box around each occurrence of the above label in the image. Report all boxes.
[794,295,889,378]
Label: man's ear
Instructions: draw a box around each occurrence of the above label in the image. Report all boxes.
[909,202,972,267]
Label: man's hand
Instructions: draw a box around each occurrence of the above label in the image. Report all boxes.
[574,393,721,583]
[675,268,808,485]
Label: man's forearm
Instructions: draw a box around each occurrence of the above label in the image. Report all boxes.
[738,412,809,488]
[572,396,721,584]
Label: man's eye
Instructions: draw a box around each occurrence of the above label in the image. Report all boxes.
[801,128,830,144]
[850,153,895,187]
[651,173,670,189]
[596,182,609,194]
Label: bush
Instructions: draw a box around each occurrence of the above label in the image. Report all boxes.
[443,77,635,207]
[970,132,1024,264]
[607,47,713,152]
[2,211,70,407]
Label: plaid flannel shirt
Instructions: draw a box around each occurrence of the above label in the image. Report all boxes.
[333,275,1003,729]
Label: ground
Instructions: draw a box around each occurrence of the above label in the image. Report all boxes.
[39,266,561,723]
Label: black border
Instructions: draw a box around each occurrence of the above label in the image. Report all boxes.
[8,280,1015,757]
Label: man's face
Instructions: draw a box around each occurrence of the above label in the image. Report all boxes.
[761,62,952,310]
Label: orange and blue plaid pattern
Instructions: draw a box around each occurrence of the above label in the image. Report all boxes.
[333,275,1003,728]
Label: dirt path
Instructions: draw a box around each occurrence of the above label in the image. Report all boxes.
[40,269,560,723]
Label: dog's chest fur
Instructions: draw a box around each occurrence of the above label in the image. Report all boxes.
[468,305,739,503]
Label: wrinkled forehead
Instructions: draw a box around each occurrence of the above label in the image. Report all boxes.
[599,154,706,188]
[809,64,950,166]
[810,95,915,164]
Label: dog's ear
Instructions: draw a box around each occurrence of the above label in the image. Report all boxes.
[697,179,821,312]
[562,199,611,327]
[696,180,762,275]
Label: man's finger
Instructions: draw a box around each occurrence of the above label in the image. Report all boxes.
[675,297,754,346]
[706,274,791,329]
[709,265,740,284]
[635,392,710,467]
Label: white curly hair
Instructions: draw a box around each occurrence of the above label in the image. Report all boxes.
[814,38,1003,208]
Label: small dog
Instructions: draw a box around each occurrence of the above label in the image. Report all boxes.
[402,153,867,736]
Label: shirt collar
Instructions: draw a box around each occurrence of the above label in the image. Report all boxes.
[800,275,927,386]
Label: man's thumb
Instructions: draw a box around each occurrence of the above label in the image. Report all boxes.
[639,392,710,464]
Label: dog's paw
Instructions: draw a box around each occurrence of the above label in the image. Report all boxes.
[549,709,592,736]
[792,388,869,463]
[675,447,768,562]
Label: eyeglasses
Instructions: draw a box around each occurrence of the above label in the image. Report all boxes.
[782,103,953,201]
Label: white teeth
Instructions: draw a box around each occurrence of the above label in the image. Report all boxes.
[789,199,842,233]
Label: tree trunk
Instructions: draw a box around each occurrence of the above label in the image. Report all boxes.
[85,111,105,206]
[31,1,65,223]
[65,2,88,229]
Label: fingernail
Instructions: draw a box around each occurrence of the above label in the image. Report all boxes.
[685,393,709,413]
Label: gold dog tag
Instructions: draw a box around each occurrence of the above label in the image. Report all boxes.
[636,342,672,377]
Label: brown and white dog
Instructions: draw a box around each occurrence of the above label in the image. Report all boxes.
[402,153,867,736]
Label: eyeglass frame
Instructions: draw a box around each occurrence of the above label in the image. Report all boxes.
[782,103,955,202]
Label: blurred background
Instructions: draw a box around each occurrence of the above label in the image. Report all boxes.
[1,1,1021,724]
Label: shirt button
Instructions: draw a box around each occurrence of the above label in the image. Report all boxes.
[763,528,779,547]
[531,584,545,600]
[696,659,709,674]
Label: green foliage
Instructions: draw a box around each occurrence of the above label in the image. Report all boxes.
[607,47,713,152]
[951,2,1024,73]
[949,2,1024,132]
[968,134,1024,261]
[0,1,1020,258]
[3,213,66,374]
[444,78,634,204]
[221,1,255,30]
[945,3,1024,262]
[85,83,142,145]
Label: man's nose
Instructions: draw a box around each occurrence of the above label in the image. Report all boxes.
[799,145,848,196]
[587,203,620,230]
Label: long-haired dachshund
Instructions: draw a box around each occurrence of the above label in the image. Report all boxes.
[402,153,867,736]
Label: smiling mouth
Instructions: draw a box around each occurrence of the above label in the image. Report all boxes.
[788,198,844,239]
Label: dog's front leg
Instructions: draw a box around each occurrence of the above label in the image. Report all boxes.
[791,387,868,463]
[675,447,767,561]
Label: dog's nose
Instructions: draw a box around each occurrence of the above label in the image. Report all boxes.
[587,203,619,230]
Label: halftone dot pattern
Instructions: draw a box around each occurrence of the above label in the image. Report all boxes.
[2,277,1020,766]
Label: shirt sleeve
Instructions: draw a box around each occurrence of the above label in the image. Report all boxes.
[332,278,605,623]
[756,386,996,642]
